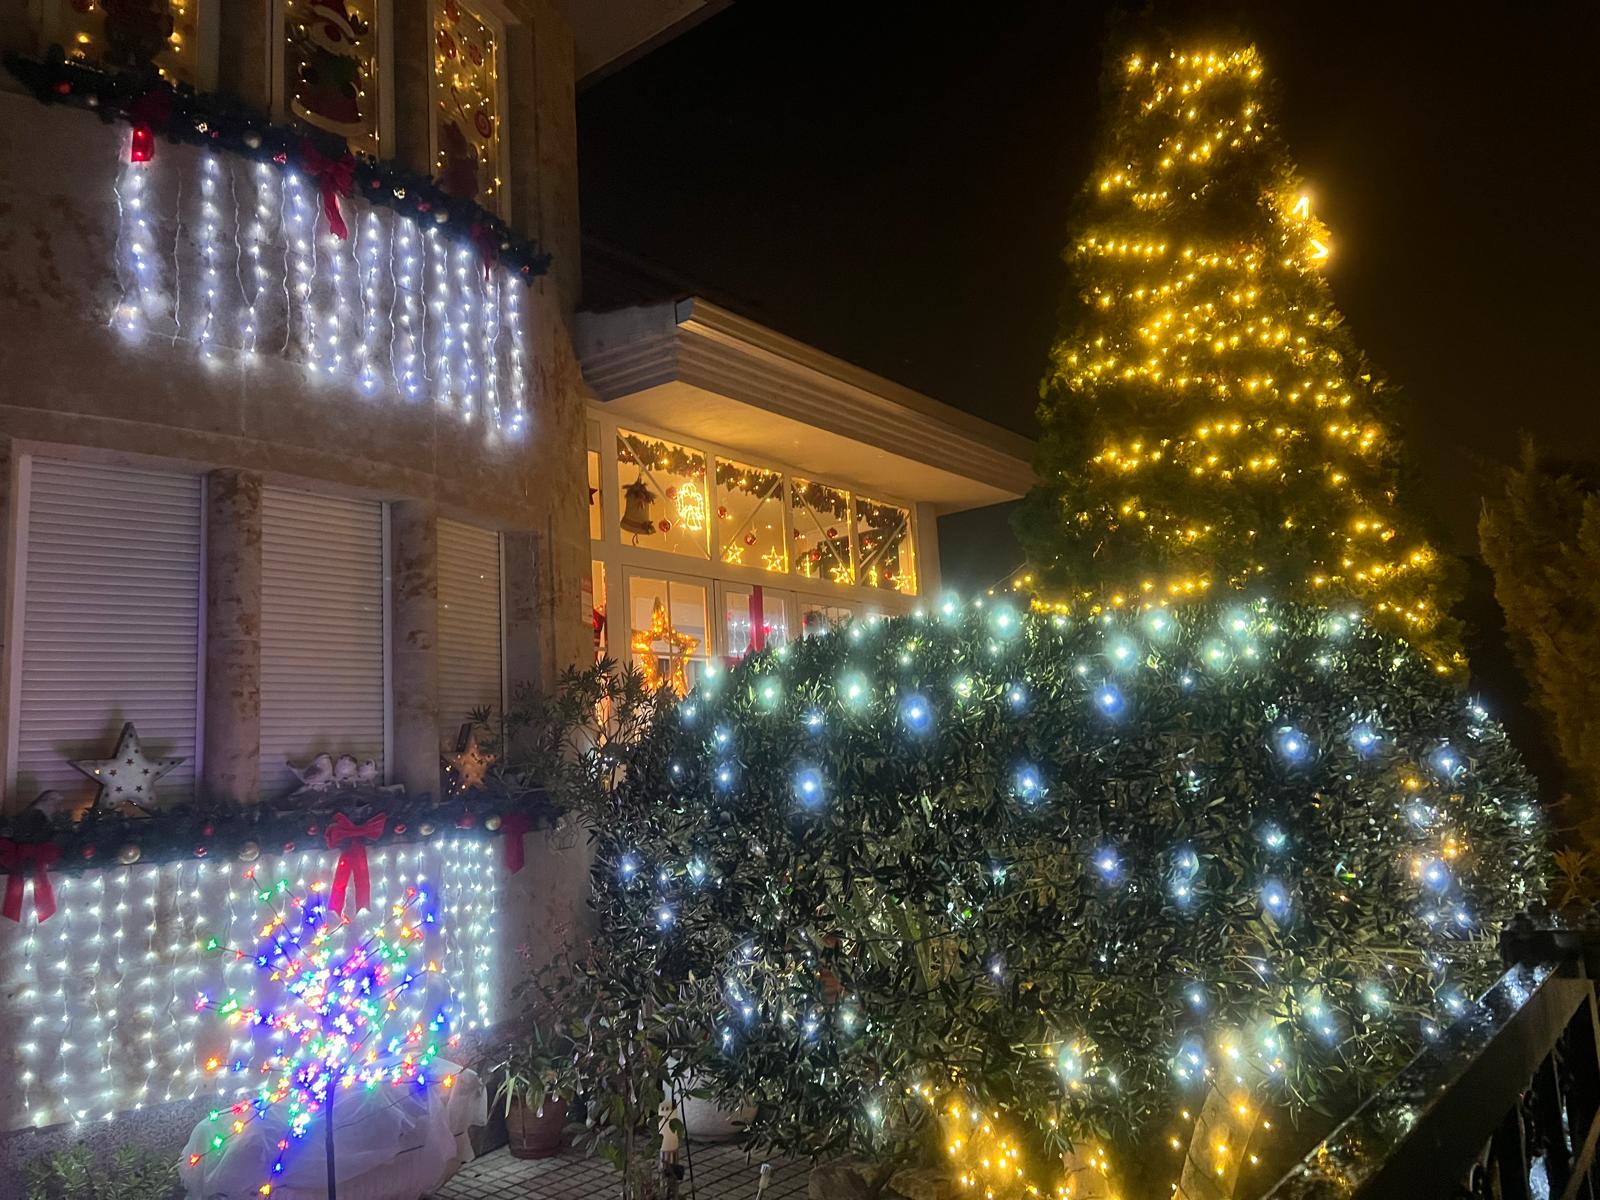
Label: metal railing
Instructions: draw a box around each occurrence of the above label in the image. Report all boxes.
[1263,913,1600,1200]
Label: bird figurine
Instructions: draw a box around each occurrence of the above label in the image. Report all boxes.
[288,753,336,793]
[355,759,380,785]
[333,754,360,785]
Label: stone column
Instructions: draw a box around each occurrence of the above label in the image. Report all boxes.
[203,469,263,804]
[389,499,440,797]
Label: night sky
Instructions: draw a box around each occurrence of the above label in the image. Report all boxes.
[577,0,1600,578]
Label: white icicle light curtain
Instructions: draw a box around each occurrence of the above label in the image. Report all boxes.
[113,141,530,441]
[0,838,499,1132]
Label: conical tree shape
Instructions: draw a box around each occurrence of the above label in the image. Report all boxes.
[1015,45,1463,672]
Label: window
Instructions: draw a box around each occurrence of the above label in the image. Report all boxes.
[259,488,387,798]
[616,429,710,560]
[626,576,707,696]
[437,519,502,743]
[428,0,506,215]
[280,0,385,156]
[587,559,608,660]
[799,598,857,639]
[853,497,917,595]
[716,458,786,573]
[587,448,603,542]
[44,1,212,89]
[790,478,854,585]
[10,459,202,808]
[721,584,788,661]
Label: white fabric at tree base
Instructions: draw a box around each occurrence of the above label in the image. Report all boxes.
[179,1061,486,1199]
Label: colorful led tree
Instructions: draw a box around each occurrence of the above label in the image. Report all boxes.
[583,599,1542,1197]
[1014,46,1463,672]
[184,870,461,1197]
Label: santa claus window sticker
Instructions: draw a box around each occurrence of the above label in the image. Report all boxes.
[281,0,385,158]
[429,0,507,218]
[44,0,213,91]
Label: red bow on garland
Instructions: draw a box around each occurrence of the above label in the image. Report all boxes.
[299,141,356,241]
[126,88,172,163]
[326,811,386,914]
[501,811,532,874]
[0,838,61,923]
[469,222,498,279]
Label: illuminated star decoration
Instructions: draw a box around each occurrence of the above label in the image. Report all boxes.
[70,721,184,814]
[444,726,496,792]
[190,872,457,1192]
[631,599,699,696]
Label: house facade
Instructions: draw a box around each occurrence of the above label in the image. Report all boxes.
[0,0,1030,1183]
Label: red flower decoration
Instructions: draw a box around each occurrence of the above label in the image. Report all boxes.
[436,29,456,58]
[473,107,493,139]
[467,41,484,67]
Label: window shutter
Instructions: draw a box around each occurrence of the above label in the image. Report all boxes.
[14,458,202,805]
[437,519,502,745]
[259,488,387,799]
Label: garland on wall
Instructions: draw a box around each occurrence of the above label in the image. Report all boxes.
[3,51,552,281]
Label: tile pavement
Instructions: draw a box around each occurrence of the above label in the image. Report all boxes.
[431,1141,812,1200]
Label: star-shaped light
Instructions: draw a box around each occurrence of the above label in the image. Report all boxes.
[70,722,184,813]
[444,727,496,791]
[631,599,699,696]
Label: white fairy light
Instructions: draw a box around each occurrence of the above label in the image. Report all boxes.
[196,154,222,359]
[5,840,497,1132]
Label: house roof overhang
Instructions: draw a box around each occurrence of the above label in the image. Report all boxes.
[575,298,1037,514]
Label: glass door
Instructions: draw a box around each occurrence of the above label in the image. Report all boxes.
[718,582,792,664]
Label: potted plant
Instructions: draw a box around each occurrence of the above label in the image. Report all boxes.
[492,1023,577,1159]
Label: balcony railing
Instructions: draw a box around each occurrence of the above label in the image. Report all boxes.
[1264,913,1600,1200]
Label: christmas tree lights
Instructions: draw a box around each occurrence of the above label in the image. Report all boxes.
[186,869,457,1193]
[1015,46,1463,672]
[586,598,1542,1197]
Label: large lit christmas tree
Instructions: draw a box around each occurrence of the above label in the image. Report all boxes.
[1014,46,1462,672]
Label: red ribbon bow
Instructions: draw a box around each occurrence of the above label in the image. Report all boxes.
[0,839,61,923]
[299,141,356,241]
[469,222,498,279]
[326,812,386,914]
[126,89,172,163]
[501,812,532,874]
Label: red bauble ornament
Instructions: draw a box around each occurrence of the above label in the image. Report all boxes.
[195,846,207,857]
[456,813,477,829]
[826,527,838,539]
[283,841,296,852]
[306,823,320,836]
[744,533,757,546]
[665,486,678,501]
[82,845,96,860]
[717,506,730,520]
[394,822,407,835]
[202,823,215,837]
[272,152,288,165]
[658,519,672,533]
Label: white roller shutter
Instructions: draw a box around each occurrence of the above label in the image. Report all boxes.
[437,519,502,745]
[13,458,202,805]
[259,488,387,799]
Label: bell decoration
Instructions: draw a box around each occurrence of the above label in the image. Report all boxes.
[621,479,657,538]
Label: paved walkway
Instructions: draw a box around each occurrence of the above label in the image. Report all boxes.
[432,1142,812,1200]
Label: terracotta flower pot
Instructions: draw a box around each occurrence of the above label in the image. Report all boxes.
[507,1094,569,1159]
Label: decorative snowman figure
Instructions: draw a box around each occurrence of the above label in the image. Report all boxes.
[288,0,371,140]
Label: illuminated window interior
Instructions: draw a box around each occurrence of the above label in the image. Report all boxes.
[627,575,707,696]
[854,496,917,595]
[790,478,854,585]
[717,458,787,573]
[49,0,202,86]
[617,429,710,560]
[429,0,504,214]
[284,0,382,157]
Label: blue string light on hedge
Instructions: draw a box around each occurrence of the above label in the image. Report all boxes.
[589,597,1545,1198]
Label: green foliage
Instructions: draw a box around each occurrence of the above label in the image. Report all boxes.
[24,1144,178,1200]
[582,600,1541,1194]
[1480,442,1600,844]
[1015,45,1463,669]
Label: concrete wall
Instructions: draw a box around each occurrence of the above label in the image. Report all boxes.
[0,0,596,1178]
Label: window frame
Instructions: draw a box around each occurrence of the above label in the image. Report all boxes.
[424,0,513,219]
[588,409,921,662]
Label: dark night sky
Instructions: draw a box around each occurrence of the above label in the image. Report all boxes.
[577,0,1600,566]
